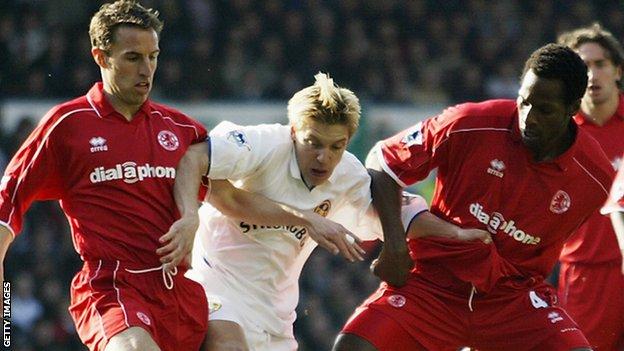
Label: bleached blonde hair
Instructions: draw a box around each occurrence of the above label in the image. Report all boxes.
[287,72,361,137]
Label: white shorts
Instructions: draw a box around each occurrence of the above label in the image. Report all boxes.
[186,263,298,351]
[207,293,297,351]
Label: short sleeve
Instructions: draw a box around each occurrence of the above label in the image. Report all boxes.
[208,122,290,180]
[377,105,467,187]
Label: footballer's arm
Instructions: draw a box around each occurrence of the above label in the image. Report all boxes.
[159,142,209,272]
[365,147,412,287]
[208,179,364,262]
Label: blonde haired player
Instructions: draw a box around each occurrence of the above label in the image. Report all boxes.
[180,73,489,351]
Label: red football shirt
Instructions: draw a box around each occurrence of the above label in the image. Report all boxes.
[560,94,624,264]
[379,100,613,283]
[0,83,207,266]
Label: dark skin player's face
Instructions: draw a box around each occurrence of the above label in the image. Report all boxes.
[516,69,580,161]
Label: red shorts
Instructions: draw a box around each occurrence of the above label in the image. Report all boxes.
[342,275,589,351]
[68,260,208,351]
[559,261,624,350]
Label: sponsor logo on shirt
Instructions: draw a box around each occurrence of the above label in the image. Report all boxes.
[469,203,541,245]
[487,159,505,178]
[89,136,108,153]
[89,162,176,184]
[313,200,331,217]
[549,190,570,214]
[239,200,332,245]
[227,130,251,150]
[401,122,424,147]
[157,130,179,151]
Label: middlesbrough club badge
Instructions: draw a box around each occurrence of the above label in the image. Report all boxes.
[136,311,152,326]
[549,190,571,214]
[387,294,406,308]
[158,130,179,151]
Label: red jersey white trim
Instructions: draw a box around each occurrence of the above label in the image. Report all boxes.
[8,108,93,227]
[88,260,108,342]
[573,157,609,196]
[86,94,102,119]
[112,261,130,328]
[152,111,201,139]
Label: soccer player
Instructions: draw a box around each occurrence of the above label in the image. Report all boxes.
[557,23,624,350]
[0,1,208,350]
[333,44,614,351]
[180,73,490,351]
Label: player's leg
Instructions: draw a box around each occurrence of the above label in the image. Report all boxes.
[105,327,161,351]
[204,320,249,351]
[333,333,378,351]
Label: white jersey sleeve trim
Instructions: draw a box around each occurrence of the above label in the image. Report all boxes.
[400,194,429,232]
[573,157,609,197]
[374,142,408,188]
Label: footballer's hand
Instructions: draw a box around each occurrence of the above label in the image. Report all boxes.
[456,228,493,244]
[157,215,199,273]
[371,246,413,287]
[304,211,366,262]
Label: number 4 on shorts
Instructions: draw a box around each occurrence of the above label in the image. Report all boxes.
[529,290,549,309]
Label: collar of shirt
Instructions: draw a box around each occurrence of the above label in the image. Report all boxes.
[86,82,152,120]
[288,146,338,187]
[510,110,575,171]
[573,93,624,126]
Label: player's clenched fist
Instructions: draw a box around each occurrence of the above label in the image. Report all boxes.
[370,246,413,287]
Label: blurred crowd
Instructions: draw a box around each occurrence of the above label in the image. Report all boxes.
[2,0,624,104]
[2,0,624,350]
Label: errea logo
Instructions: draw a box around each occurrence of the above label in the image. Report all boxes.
[487,159,505,178]
[89,137,108,153]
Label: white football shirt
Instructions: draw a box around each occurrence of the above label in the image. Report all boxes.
[190,121,425,337]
